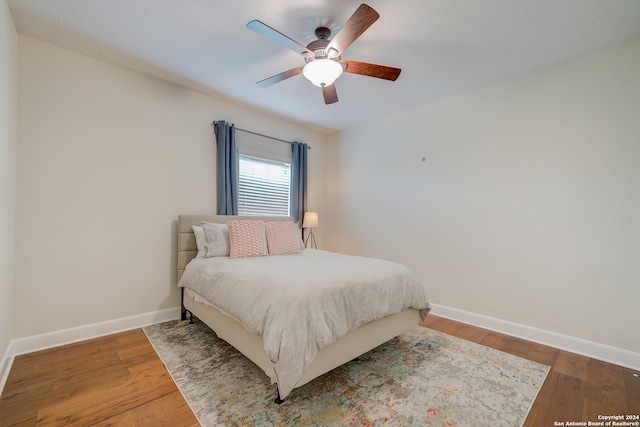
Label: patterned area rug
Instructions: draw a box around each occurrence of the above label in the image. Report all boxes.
[143,319,549,426]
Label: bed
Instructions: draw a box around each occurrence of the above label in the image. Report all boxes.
[177,214,430,403]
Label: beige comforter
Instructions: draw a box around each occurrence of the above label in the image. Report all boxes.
[178,249,430,399]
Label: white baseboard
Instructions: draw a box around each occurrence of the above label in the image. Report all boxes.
[1,307,180,394]
[0,346,13,399]
[430,303,640,371]
[8,307,181,357]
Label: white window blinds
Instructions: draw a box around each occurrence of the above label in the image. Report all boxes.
[238,154,291,216]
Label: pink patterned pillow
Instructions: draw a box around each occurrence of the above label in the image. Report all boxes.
[265,221,302,256]
[227,220,268,259]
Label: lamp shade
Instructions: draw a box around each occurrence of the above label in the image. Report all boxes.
[302,211,319,228]
[302,59,343,87]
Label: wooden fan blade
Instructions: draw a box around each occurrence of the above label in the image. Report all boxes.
[322,84,338,104]
[256,66,304,87]
[247,20,314,57]
[326,4,379,55]
[341,60,401,81]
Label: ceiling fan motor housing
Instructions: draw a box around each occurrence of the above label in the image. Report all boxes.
[305,28,341,63]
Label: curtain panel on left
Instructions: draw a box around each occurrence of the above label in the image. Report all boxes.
[214,121,238,215]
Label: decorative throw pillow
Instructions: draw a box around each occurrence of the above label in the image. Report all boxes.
[265,221,302,256]
[201,222,230,257]
[191,225,206,258]
[227,220,268,259]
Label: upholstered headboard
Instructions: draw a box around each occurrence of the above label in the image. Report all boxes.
[177,215,294,282]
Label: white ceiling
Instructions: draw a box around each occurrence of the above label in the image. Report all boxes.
[8,0,640,133]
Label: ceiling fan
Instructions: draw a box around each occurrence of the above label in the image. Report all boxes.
[246,3,401,105]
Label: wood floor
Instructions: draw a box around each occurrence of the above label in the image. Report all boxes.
[1,315,638,426]
[0,329,198,427]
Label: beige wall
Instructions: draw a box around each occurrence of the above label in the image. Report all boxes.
[0,0,17,360]
[14,35,329,338]
[327,37,640,353]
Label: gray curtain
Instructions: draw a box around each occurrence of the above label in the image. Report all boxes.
[290,141,308,225]
[214,121,238,215]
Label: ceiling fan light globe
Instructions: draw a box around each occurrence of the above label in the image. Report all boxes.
[303,59,343,87]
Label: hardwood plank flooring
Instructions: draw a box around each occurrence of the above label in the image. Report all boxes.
[1,316,638,426]
[0,329,198,427]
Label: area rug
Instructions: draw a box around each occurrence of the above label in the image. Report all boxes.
[143,319,549,426]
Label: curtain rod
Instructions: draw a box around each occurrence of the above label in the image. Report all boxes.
[212,121,310,149]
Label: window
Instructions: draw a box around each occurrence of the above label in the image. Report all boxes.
[238,154,291,216]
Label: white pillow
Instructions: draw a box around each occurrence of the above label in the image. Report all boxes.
[191,225,206,258]
[201,221,231,257]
